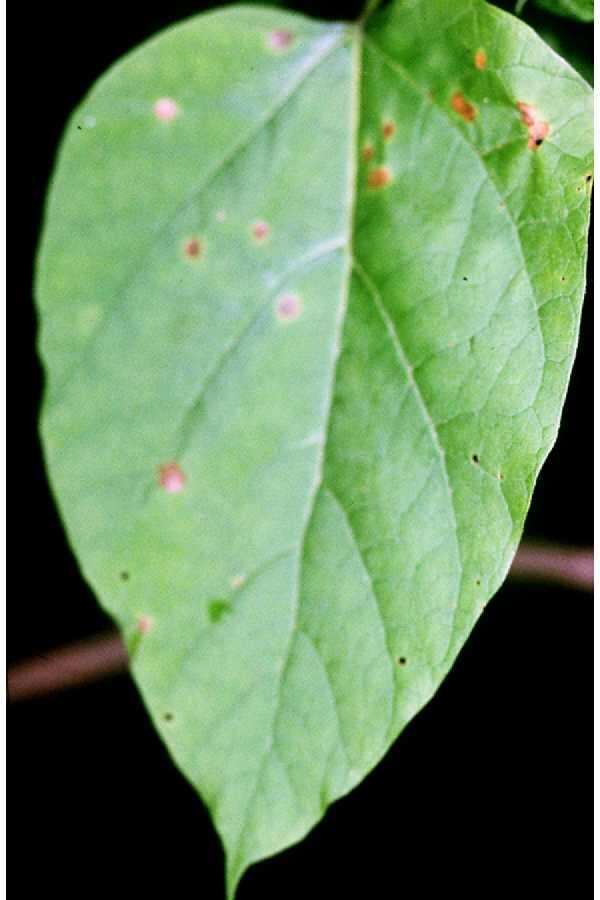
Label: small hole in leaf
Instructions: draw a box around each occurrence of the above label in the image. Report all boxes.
[472,454,480,464]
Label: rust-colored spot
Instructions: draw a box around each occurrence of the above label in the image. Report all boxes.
[153,97,179,122]
[451,92,477,122]
[382,119,396,140]
[137,615,155,635]
[362,143,375,162]
[276,293,302,322]
[252,220,270,242]
[517,102,549,150]
[474,49,487,71]
[183,237,203,260]
[367,166,392,188]
[158,462,186,493]
[268,29,294,51]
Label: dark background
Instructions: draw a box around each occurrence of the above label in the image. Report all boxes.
[12,1,591,896]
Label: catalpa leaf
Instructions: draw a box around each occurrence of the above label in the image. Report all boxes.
[36,0,592,895]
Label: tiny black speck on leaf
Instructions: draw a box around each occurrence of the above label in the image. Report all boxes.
[397,657,407,665]
[472,454,480,464]
[164,712,174,722]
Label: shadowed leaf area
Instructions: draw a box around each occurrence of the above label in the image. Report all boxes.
[36,0,592,895]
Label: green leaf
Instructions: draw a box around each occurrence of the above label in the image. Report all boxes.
[532,0,593,22]
[36,0,592,895]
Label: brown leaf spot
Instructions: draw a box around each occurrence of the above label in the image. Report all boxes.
[362,143,374,162]
[153,97,179,122]
[517,102,549,150]
[382,119,396,140]
[183,237,203,260]
[137,615,155,635]
[474,49,487,71]
[451,92,477,122]
[276,293,302,322]
[158,462,186,493]
[268,29,294,51]
[252,220,270,242]
[367,166,392,188]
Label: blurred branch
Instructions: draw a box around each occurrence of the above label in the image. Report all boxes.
[8,540,592,703]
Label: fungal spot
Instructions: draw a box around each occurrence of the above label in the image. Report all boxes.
[215,210,226,222]
[476,579,482,587]
[153,97,180,122]
[560,275,566,283]
[76,125,82,131]
[252,220,270,242]
[451,92,477,122]
[397,657,407,666]
[382,119,396,140]
[120,571,130,582]
[276,292,302,322]
[137,615,155,635]
[472,454,480,464]
[474,49,487,70]
[231,574,246,590]
[517,102,549,150]
[362,143,375,162]
[367,166,393,188]
[208,599,232,624]
[163,712,174,722]
[183,236,204,261]
[158,462,186,493]
[268,29,294,51]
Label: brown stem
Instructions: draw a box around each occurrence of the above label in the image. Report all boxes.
[8,541,592,703]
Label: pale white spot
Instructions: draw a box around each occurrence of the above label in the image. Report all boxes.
[231,574,246,590]
[215,210,226,223]
[83,115,96,128]
[275,293,302,322]
[137,615,155,635]
[154,97,179,122]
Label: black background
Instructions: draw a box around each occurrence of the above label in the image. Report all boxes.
[12,1,591,897]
